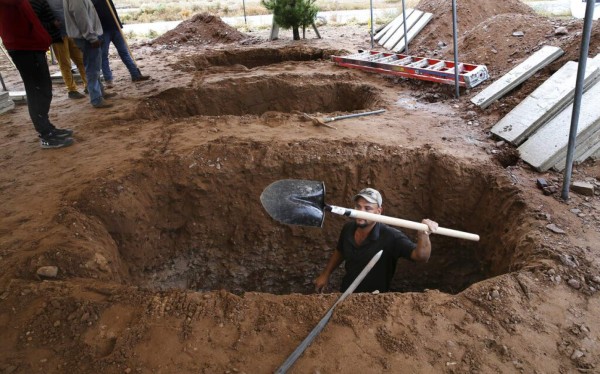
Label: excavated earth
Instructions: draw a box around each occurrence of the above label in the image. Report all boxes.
[1,1,600,373]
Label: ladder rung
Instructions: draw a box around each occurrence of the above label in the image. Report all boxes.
[377,56,398,63]
[391,56,413,66]
[346,51,372,60]
[408,59,429,68]
[428,61,446,71]
[444,63,465,73]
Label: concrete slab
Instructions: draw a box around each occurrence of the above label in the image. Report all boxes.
[0,91,8,101]
[9,91,26,103]
[0,100,15,115]
[383,9,423,50]
[50,71,82,82]
[552,127,600,171]
[518,78,600,171]
[491,57,600,145]
[392,12,433,53]
[471,45,565,109]
[375,9,414,43]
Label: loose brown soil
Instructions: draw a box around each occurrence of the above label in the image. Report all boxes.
[1,1,600,373]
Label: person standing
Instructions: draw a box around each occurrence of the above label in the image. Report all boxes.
[0,0,74,148]
[314,188,438,293]
[63,0,114,108]
[91,0,150,87]
[43,0,88,99]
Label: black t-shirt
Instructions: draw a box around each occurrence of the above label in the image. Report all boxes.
[337,222,416,293]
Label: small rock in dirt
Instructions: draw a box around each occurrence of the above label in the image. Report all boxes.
[554,26,568,35]
[465,110,477,120]
[546,224,565,234]
[570,208,582,214]
[571,181,594,196]
[437,41,446,48]
[491,290,500,299]
[568,279,581,289]
[36,266,58,278]
[512,31,525,37]
[560,254,577,267]
[571,349,584,360]
[591,275,600,284]
[501,345,509,356]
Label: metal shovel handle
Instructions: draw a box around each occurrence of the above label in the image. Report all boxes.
[275,250,383,373]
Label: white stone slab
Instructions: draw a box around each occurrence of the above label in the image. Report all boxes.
[375,9,414,43]
[383,10,423,50]
[471,45,565,109]
[0,100,15,114]
[518,79,600,171]
[50,71,82,81]
[0,91,8,101]
[391,12,433,53]
[552,127,600,171]
[9,91,26,102]
[491,57,600,145]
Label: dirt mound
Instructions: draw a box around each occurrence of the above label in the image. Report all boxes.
[151,13,250,46]
[412,0,535,52]
[456,14,556,76]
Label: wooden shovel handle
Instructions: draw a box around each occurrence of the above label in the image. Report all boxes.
[328,205,480,241]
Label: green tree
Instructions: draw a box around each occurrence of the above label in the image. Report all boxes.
[261,0,319,40]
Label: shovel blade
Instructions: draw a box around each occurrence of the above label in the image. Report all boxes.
[260,179,326,227]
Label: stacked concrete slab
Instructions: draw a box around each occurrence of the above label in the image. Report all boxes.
[471,46,564,109]
[491,56,600,145]
[374,9,433,53]
[0,91,15,115]
[518,74,600,172]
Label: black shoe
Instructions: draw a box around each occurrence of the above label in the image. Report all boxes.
[132,75,150,82]
[68,91,85,99]
[40,136,74,149]
[49,128,74,138]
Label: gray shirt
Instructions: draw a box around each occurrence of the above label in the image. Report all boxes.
[46,0,67,36]
[63,0,103,42]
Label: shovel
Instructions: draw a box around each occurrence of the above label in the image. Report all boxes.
[275,250,383,374]
[260,179,480,241]
[302,109,386,129]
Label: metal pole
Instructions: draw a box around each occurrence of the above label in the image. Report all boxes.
[452,0,459,98]
[242,0,247,25]
[370,0,374,48]
[0,72,7,91]
[401,0,408,53]
[561,0,596,200]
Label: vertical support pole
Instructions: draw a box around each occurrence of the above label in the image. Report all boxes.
[370,0,374,48]
[242,0,247,25]
[561,0,596,200]
[401,0,408,54]
[452,0,459,98]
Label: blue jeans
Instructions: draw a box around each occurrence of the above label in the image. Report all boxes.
[74,38,103,106]
[101,29,141,81]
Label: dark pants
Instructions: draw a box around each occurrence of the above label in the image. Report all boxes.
[8,50,55,137]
